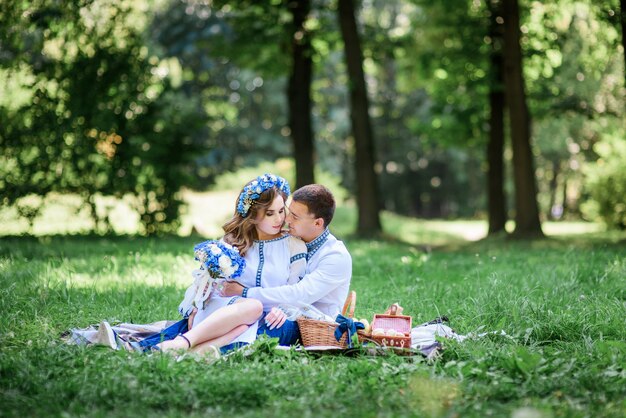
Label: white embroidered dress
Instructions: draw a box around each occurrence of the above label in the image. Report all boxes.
[180,235,306,344]
[245,229,352,318]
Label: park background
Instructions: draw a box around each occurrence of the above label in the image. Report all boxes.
[1,0,625,417]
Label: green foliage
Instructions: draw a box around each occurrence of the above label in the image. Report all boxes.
[581,134,626,229]
[149,0,301,188]
[1,223,625,417]
[0,0,205,234]
[1,0,625,231]
[527,1,624,219]
[343,0,491,218]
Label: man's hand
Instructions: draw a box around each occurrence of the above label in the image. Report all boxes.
[221,281,244,297]
[264,307,287,330]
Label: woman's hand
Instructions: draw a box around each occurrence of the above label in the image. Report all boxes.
[187,307,198,330]
[264,307,287,330]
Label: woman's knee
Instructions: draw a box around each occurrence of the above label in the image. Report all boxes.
[242,299,263,319]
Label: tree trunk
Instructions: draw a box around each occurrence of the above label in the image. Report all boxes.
[337,0,382,235]
[561,175,568,216]
[621,0,626,88]
[487,85,507,234]
[501,0,543,237]
[287,0,315,188]
[487,2,507,235]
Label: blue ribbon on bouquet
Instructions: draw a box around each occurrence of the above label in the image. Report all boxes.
[334,314,365,348]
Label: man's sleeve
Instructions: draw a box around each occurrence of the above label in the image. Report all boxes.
[245,249,351,310]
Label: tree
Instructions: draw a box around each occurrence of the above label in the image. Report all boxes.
[502,0,543,237]
[152,1,292,187]
[621,0,626,87]
[337,0,382,235]
[400,0,500,220]
[0,0,203,234]
[287,0,315,188]
[521,0,623,221]
[154,0,319,189]
[486,0,507,234]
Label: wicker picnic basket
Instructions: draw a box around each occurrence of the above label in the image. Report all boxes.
[367,304,412,348]
[297,291,357,348]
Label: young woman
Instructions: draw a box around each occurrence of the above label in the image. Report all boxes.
[154,173,306,354]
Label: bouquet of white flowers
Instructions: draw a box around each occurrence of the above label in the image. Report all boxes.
[179,240,245,316]
[193,240,245,280]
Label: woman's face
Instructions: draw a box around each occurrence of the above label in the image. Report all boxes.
[255,194,286,240]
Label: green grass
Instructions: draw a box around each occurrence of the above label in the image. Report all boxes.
[1,214,625,417]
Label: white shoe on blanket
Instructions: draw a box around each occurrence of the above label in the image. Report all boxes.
[95,321,118,350]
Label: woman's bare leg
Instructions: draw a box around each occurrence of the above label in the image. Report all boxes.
[191,324,249,355]
[157,299,262,351]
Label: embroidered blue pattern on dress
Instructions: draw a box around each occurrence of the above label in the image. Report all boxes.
[255,242,265,287]
[254,235,289,244]
[290,253,306,263]
[306,228,329,261]
[227,296,240,305]
[252,235,287,287]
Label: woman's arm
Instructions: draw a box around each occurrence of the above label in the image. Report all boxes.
[187,307,198,330]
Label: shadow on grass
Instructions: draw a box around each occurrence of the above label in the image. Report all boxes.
[0,233,209,260]
[433,229,626,254]
[3,226,624,264]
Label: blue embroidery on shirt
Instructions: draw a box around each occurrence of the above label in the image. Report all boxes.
[306,228,329,261]
[290,253,306,263]
[253,235,289,244]
[228,296,240,305]
[255,242,265,287]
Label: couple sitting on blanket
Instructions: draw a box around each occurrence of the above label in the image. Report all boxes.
[143,174,352,355]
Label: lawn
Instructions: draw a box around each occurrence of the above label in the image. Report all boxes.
[1,212,625,417]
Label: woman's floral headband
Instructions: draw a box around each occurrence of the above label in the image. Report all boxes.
[237,173,291,217]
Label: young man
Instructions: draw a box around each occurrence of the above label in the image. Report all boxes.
[221,184,352,344]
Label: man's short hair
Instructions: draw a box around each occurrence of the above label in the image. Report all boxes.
[292,184,336,227]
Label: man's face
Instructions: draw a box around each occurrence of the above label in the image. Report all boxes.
[286,201,321,243]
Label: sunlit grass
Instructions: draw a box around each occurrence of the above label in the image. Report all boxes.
[2,216,625,417]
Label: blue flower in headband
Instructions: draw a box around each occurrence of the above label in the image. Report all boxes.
[237,173,291,217]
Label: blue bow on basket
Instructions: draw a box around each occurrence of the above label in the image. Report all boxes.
[334,314,365,348]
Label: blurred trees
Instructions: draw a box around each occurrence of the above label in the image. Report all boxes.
[153,0,319,188]
[403,0,624,230]
[1,0,624,235]
[150,0,291,185]
[621,0,626,86]
[405,0,508,230]
[582,134,626,229]
[486,0,507,234]
[0,0,204,234]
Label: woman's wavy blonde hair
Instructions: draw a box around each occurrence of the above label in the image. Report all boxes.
[222,185,287,256]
